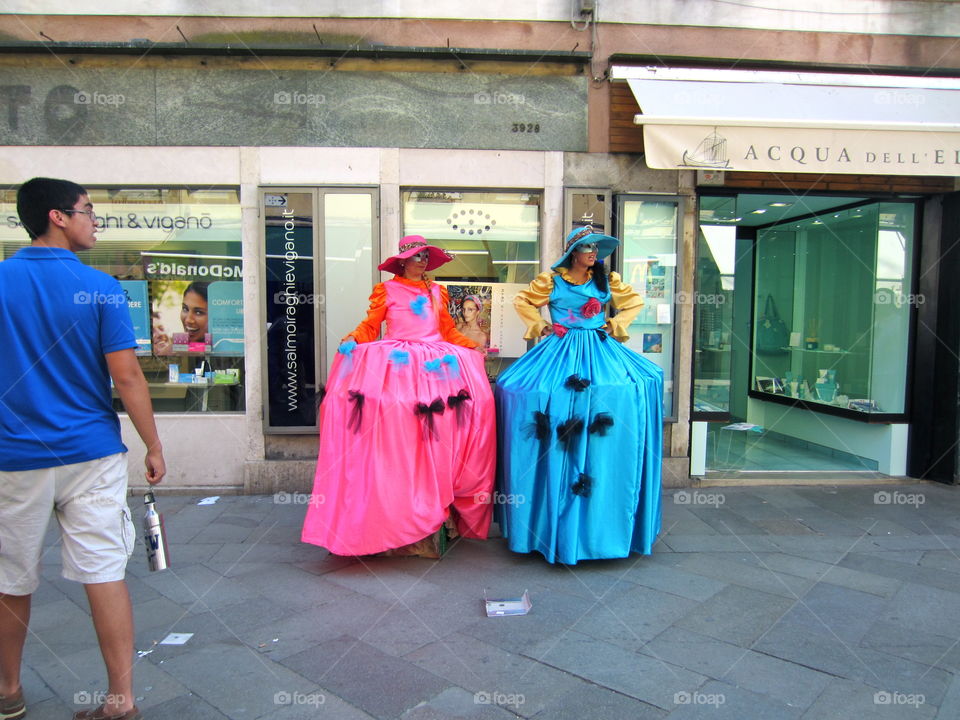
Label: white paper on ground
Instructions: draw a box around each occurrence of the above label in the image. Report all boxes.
[159,633,194,645]
[197,496,220,505]
[484,589,532,617]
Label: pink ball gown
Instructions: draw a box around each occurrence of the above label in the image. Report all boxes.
[301,276,496,555]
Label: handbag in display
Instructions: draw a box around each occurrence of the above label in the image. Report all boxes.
[756,295,790,355]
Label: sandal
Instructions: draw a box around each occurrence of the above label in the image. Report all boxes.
[0,686,25,720]
[72,704,142,720]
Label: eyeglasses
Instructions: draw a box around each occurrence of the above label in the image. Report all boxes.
[410,251,429,263]
[576,242,598,253]
[59,208,97,222]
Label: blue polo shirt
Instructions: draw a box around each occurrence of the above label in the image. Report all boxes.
[0,246,136,470]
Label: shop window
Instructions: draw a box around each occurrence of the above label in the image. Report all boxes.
[1,187,244,414]
[402,189,540,284]
[750,201,915,419]
[402,189,541,375]
[617,195,682,419]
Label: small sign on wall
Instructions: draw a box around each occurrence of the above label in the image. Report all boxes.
[697,169,726,185]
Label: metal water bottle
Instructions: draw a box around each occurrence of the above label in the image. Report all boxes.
[143,492,170,571]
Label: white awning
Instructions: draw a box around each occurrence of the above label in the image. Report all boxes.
[611,66,960,176]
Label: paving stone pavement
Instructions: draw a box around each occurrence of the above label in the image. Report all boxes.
[16,483,960,719]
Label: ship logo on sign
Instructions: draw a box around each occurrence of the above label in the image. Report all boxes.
[679,129,731,169]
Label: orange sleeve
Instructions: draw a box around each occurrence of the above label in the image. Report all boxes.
[345,283,388,343]
[438,285,479,349]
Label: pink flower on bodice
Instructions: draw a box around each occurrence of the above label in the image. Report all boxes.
[581,298,602,318]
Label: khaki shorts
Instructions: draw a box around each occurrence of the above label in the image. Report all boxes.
[0,452,135,595]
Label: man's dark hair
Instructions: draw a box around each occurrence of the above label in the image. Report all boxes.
[16,177,88,240]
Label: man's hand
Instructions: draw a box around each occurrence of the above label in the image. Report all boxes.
[145,445,165,485]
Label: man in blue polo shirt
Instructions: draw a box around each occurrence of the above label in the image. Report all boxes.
[0,177,165,720]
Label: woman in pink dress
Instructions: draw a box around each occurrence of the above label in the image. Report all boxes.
[302,237,495,557]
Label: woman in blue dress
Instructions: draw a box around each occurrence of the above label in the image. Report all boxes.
[495,224,663,564]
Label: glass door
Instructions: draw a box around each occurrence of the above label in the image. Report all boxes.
[617,195,682,419]
[260,187,378,432]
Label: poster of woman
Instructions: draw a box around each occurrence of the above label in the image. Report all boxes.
[446,284,493,350]
[151,279,211,355]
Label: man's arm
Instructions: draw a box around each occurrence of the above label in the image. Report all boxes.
[105,348,165,485]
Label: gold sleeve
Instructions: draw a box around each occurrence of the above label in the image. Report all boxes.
[513,271,555,341]
[606,271,644,342]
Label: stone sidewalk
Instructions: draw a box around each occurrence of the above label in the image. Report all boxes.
[14,482,960,719]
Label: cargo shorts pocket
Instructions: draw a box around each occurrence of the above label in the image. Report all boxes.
[120,505,136,558]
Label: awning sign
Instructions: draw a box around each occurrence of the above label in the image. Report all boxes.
[643,124,960,176]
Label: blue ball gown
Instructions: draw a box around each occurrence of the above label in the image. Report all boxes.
[495,272,663,564]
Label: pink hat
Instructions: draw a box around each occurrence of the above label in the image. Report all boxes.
[377,235,455,275]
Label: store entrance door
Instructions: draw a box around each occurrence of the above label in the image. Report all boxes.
[910,191,960,483]
[692,192,916,476]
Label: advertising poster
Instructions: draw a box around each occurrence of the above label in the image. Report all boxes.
[119,280,151,355]
[490,284,531,358]
[643,332,663,353]
[145,253,245,356]
[439,283,529,358]
[445,284,493,350]
[208,281,244,356]
[149,279,211,355]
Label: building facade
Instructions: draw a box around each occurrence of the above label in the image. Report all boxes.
[1,1,958,490]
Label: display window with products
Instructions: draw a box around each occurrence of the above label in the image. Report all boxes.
[692,192,917,475]
[749,200,915,421]
[0,186,245,414]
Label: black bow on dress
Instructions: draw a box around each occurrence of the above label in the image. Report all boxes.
[446,389,471,425]
[572,473,593,497]
[556,416,584,451]
[415,397,446,439]
[347,390,365,433]
[533,410,551,440]
[565,375,591,392]
[588,413,614,436]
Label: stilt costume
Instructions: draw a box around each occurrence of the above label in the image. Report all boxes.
[302,237,495,556]
[495,225,663,564]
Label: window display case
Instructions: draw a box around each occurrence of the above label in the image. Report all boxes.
[2,187,245,414]
[750,201,915,420]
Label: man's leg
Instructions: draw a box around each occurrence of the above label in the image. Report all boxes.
[83,581,135,714]
[0,592,30,698]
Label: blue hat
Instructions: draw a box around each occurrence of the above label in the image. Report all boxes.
[551,225,620,270]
